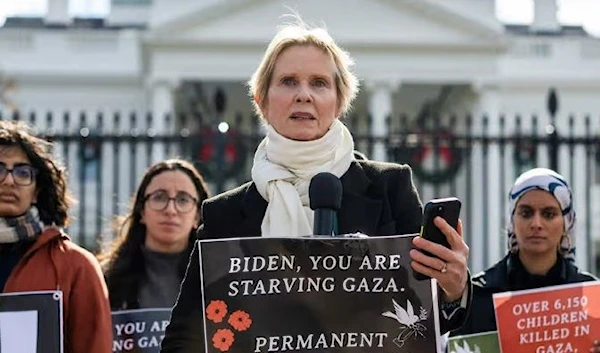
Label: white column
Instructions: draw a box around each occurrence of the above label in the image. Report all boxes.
[45,0,71,25]
[532,0,560,32]
[472,83,503,272]
[366,80,395,162]
[150,79,177,163]
[107,1,151,26]
[151,79,177,130]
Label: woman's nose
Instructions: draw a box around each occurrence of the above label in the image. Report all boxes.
[164,200,178,214]
[295,84,313,103]
[531,213,543,228]
[1,172,15,186]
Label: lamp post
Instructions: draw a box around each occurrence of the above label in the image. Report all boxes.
[546,88,559,171]
[214,87,227,193]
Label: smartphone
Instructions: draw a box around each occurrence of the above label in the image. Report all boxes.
[413,197,462,281]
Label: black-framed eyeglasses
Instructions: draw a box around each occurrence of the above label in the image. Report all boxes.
[144,190,199,213]
[0,163,37,186]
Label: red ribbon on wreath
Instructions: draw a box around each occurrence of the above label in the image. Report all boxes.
[194,126,247,181]
[414,143,455,167]
[391,129,464,185]
[198,127,239,164]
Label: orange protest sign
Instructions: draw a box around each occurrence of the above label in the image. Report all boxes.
[493,281,600,353]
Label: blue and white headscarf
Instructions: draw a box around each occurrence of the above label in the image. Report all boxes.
[507,168,575,260]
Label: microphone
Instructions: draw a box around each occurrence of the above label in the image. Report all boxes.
[309,172,343,236]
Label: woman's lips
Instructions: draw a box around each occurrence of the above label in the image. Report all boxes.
[0,193,18,202]
[527,236,547,241]
[159,222,179,227]
[290,112,316,120]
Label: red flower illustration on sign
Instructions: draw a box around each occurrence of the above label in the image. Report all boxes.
[228,310,252,331]
[206,300,228,323]
[212,328,235,352]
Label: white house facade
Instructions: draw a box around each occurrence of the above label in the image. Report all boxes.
[1,0,599,273]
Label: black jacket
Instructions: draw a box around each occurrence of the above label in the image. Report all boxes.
[161,160,469,352]
[451,252,597,337]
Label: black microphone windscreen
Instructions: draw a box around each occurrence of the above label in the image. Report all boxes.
[309,172,343,210]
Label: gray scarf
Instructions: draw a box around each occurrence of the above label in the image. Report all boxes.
[0,206,45,244]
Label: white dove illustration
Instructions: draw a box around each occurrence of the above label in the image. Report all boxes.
[382,298,419,327]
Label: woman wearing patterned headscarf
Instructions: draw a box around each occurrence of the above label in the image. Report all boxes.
[451,167,598,337]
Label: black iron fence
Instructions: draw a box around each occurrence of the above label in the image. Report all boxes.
[0,109,598,274]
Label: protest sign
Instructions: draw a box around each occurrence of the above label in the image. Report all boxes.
[493,281,600,353]
[448,331,499,353]
[112,308,172,353]
[199,234,440,353]
[0,290,63,353]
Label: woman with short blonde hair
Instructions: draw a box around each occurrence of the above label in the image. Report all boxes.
[248,20,359,120]
[162,17,471,352]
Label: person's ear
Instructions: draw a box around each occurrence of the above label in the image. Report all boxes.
[256,96,268,118]
[335,99,342,119]
[254,95,265,110]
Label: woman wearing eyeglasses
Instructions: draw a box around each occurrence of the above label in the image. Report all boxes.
[98,158,210,310]
[0,121,112,353]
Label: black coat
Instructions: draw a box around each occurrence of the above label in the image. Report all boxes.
[161,160,468,352]
[451,252,598,337]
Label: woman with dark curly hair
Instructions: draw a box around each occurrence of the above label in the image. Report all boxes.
[98,158,209,310]
[0,120,112,353]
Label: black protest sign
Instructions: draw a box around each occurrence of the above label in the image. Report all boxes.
[198,234,440,353]
[0,290,63,353]
[111,308,171,353]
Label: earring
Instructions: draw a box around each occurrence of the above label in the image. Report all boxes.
[558,234,572,256]
[507,232,519,254]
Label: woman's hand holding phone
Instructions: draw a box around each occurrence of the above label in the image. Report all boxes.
[410,198,470,302]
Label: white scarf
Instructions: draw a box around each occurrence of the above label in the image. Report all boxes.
[251,120,355,237]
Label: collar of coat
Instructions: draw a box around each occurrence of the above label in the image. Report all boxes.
[472,252,594,290]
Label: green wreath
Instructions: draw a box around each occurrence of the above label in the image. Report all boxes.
[513,138,537,169]
[192,127,248,181]
[390,129,464,185]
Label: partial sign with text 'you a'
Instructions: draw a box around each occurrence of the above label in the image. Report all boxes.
[112,308,172,353]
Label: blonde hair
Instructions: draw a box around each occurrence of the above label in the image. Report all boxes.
[248,16,359,120]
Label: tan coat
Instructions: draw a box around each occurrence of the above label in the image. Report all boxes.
[4,227,112,353]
